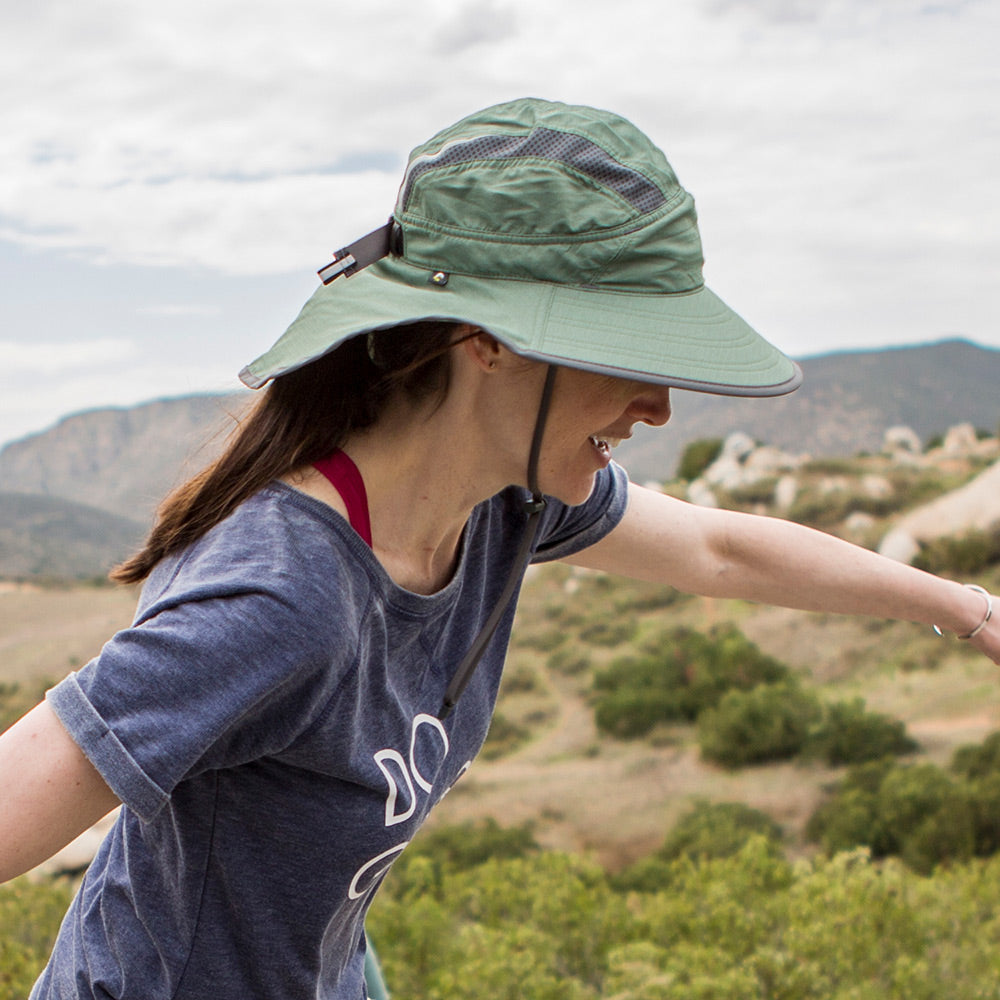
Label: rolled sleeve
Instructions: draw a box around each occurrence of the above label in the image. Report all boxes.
[47,673,169,822]
[532,461,630,563]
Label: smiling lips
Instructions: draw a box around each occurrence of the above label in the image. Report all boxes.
[589,434,623,457]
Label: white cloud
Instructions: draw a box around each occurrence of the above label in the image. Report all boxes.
[0,338,137,375]
[135,304,222,318]
[0,355,241,448]
[0,0,997,447]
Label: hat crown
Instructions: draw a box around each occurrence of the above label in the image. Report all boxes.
[393,98,705,293]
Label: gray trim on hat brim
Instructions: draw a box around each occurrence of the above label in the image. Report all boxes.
[240,260,802,397]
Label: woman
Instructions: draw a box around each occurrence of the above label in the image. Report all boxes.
[2,97,997,1000]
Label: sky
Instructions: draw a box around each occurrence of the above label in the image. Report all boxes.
[1,0,997,449]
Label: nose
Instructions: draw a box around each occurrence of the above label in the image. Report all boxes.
[627,385,672,427]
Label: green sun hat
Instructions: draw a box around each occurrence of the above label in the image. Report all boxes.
[239,97,802,397]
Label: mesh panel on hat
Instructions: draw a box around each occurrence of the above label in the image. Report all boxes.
[400,127,667,216]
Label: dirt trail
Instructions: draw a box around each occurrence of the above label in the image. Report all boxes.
[432,667,1000,870]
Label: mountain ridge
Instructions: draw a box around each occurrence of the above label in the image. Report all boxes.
[1,339,998,579]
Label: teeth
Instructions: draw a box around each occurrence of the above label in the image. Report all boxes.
[590,435,621,451]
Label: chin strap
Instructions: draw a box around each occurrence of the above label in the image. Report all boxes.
[439,365,557,719]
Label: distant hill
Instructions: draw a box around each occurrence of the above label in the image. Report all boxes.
[0,493,146,579]
[0,393,252,523]
[0,339,998,579]
[617,339,1000,482]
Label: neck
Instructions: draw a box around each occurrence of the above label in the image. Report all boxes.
[341,396,506,594]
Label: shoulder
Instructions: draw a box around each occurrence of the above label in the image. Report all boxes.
[139,484,375,640]
[531,461,630,562]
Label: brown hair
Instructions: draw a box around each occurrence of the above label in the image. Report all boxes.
[111,320,463,585]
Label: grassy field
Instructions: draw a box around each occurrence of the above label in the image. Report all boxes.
[6,558,996,875]
[0,581,139,687]
[430,561,1000,869]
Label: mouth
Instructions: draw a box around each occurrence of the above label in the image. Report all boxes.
[589,434,623,456]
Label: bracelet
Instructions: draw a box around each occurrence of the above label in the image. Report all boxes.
[932,584,993,640]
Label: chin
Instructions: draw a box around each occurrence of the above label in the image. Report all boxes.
[549,477,598,507]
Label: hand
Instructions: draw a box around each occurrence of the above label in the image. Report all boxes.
[969,612,1000,665]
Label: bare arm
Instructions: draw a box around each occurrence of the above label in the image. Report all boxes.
[0,699,120,883]
[566,484,1000,664]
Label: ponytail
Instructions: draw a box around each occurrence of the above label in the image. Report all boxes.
[111,321,460,584]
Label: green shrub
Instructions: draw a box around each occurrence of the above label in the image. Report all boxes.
[876,763,959,855]
[406,819,538,873]
[726,477,779,506]
[364,841,1000,999]
[965,772,1000,856]
[0,681,52,734]
[698,682,822,768]
[951,730,1000,779]
[899,788,977,874]
[659,802,783,861]
[805,697,918,766]
[480,711,529,760]
[545,647,592,676]
[514,629,566,653]
[499,663,541,695]
[913,525,1000,574]
[676,437,723,481]
[616,801,785,891]
[578,617,638,647]
[592,625,789,739]
[594,688,682,740]
[805,747,1000,873]
[0,877,73,999]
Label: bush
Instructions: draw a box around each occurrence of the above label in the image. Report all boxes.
[658,802,783,862]
[965,773,1000,856]
[480,711,529,760]
[406,819,538,874]
[0,877,73,999]
[876,763,958,854]
[0,681,52,735]
[951,730,1000,779]
[616,802,785,891]
[545,647,592,676]
[805,747,1000,873]
[676,437,723,481]
[913,525,1000,574]
[594,688,682,740]
[578,618,638,648]
[805,697,918,766]
[698,682,822,768]
[367,844,1000,999]
[592,625,790,739]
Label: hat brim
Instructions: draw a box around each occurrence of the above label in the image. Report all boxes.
[240,258,802,397]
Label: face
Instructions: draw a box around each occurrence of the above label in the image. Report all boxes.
[533,366,673,505]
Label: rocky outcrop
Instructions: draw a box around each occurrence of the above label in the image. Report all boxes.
[687,432,809,508]
[879,458,1000,563]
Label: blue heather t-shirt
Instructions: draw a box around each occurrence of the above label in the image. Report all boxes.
[36,464,628,1000]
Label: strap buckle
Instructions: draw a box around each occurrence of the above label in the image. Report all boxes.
[317,219,397,286]
[318,252,358,284]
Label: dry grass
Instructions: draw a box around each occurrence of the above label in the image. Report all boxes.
[0,582,138,686]
[4,564,998,875]
[430,564,1000,869]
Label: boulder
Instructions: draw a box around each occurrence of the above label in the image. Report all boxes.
[861,474,893,500]
[883,426,922,455]
[687,478,719,508]
[878,459,1000,562]
[879,528,921,564]
[942,422,979,455]
[774,475,799,513]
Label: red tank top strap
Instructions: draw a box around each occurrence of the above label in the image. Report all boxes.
[312,450,373,548]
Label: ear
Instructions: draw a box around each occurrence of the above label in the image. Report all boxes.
[460,328,503,373]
